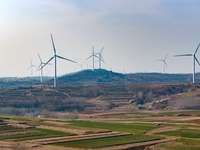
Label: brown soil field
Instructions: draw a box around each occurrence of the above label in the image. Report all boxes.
[0,130,39,136]
[37,125,87,135]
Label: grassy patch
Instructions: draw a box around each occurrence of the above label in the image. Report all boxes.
[66,120,157,134]
[0,132,45,140]
[54,134,160,149]
[155,129,200,138]
[0,127,73,141]
[177,138,200,145]
[33,128,72,136]
[155,142,200,150]
[156,110,200,116]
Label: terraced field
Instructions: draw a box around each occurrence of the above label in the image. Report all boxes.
[0,110,200,149]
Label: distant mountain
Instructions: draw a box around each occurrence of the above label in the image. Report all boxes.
[125,72,192,83]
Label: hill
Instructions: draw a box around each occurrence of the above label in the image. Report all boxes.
[55,69,198,86]
[0,83,200,117]
[57,69,125,85]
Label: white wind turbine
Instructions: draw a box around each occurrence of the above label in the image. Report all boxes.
[95,47,105,69]
[86,45,99,70]
[28,59,37,77]
[157,54,168,73]
[42,34,76,87]
[36,53,51,83]
[77,61,85,70]
[174,43,200,83]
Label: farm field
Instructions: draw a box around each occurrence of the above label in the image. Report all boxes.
[0,110,200,149]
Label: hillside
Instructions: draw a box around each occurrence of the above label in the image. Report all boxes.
[57,69,125,85]
[0,83,200,117]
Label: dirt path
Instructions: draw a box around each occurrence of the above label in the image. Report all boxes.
[44,120,70,126]
[0,140,80,150]
[32,145,83,150]
[0,141,39,150]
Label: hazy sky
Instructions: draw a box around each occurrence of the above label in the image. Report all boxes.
[0,0,200,77]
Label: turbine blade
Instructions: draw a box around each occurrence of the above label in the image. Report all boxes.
[194,43,200,54]
[93,54,99,58]
[164,54,168,60]
[92,45,95,55]
[82,61,85,65]
[50,33,56,54]
[195,56,200,66]
[92,45,94,52]
[100,57,105,63]
[86,55,92,60]
[36,64,42,71]
[56,55,76,63]
[38,53,42,62]
[100,47,104,54]
[164,60,168,67]
[157,59,163,61]
[174,54,192,57]
[30,59,32,65]
[40,56,54,70]
[99,53,104,61]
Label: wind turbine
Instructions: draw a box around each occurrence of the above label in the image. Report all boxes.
[157,54,168,73]
[95,47,105,69]
[42,33,76,87]
[28,59,37,77]
[86,45,99,70]
[174,43,200,83]
[77,61,85,70]
[37,53,51,83]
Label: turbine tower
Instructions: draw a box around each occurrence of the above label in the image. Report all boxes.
[157,54,168,73]
[28,59,37,77]
[174,43,200,83]
[95,47,105,69]
[86,45,99,70]
[42,33,76,87]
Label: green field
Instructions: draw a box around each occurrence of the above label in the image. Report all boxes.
[0,127,72,141]
[155,129,200,138]
[1,110,200,149]
[65,120,157,134]
[54,134,160,148]
[155,142,200,150]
